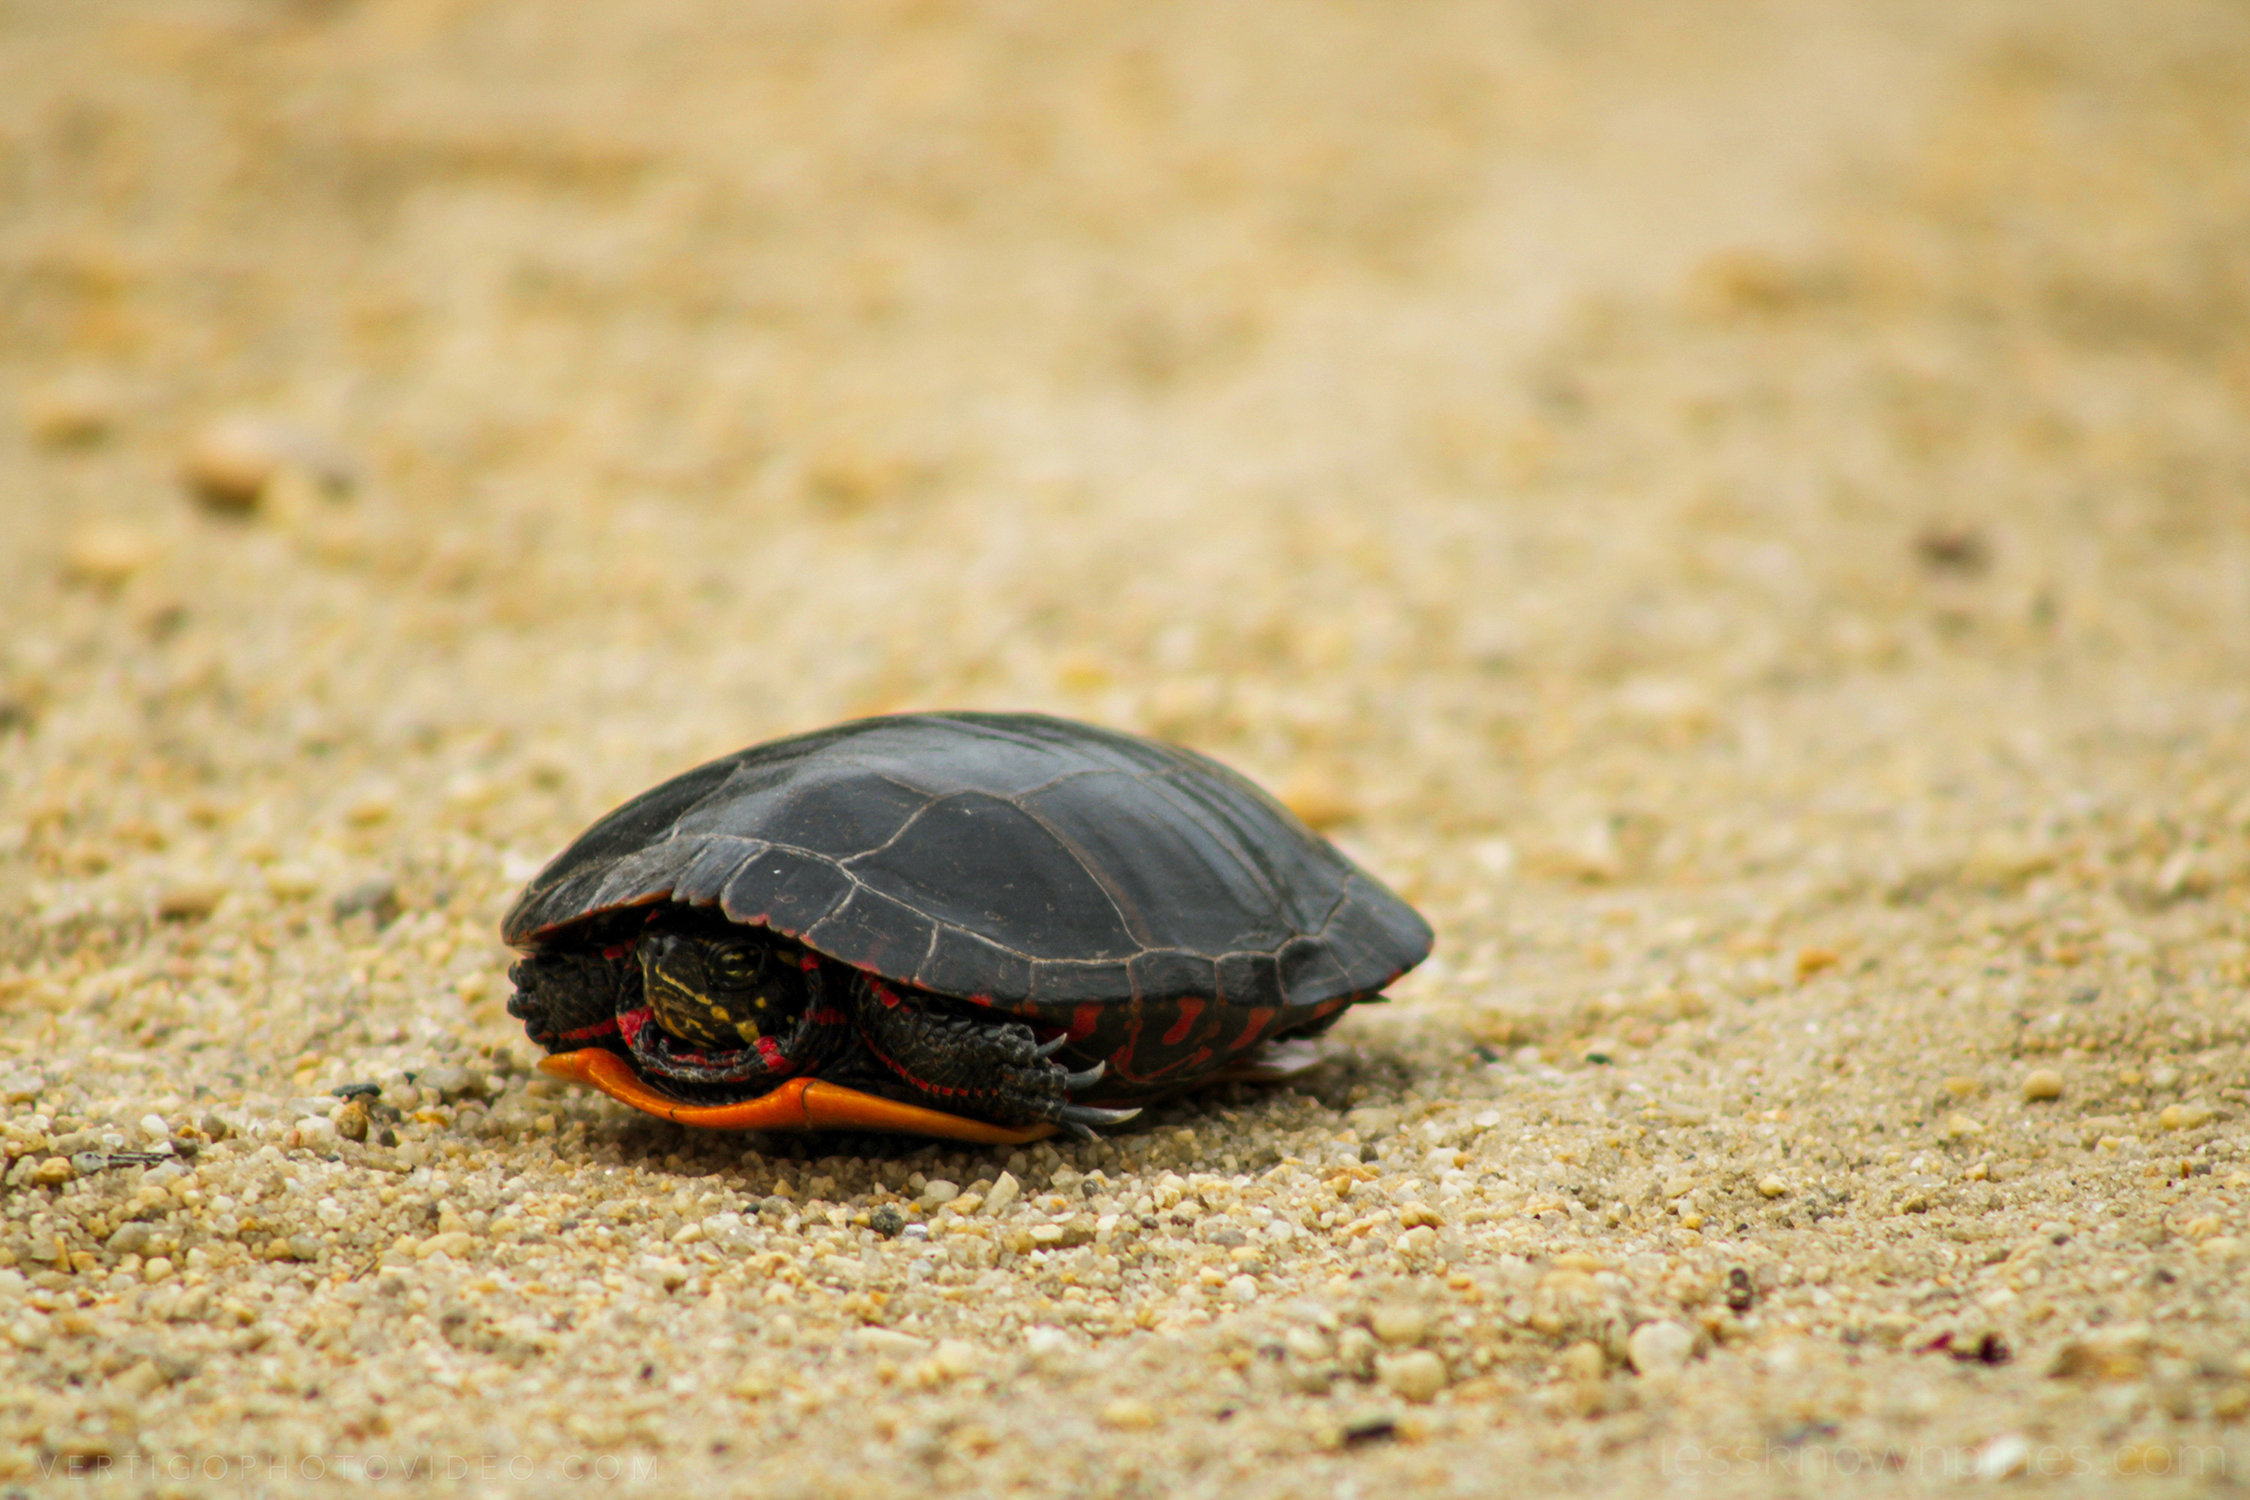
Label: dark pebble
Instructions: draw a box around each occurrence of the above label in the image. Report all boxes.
[332,878,401,928]
[1342,1414,1400,1447]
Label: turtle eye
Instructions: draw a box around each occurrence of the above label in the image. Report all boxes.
[713,946,761,982]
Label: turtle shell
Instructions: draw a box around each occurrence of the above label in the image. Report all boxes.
[503,712,1431,1103]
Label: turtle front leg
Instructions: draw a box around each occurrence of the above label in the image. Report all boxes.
[850,977,1139,1138]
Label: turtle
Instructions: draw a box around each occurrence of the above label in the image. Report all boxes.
[502,712,1432,1144]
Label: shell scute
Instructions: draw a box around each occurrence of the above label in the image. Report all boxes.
[668,835,767,906]
[804,887,940,978]
[716,847,853,938]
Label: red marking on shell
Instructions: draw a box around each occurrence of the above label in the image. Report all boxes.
[1227,1007,1276,1051]
[756,1036,785,1068]
[1111,1006,1146,1078]
[1161,998,1206,1047]
[1070,1003,1101,1040]
[617,1007,652,1044]
[871,981,904,1010]
[600,941,638,961]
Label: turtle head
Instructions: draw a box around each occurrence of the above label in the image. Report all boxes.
[638,929,809,1051]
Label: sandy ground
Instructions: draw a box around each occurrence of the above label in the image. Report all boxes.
[4,0,2250,1494]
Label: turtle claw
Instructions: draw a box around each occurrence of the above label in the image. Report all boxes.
[1056,1062,1137,1136]
[1033,1032,1071,1059]
[1058,1102,1140,1139]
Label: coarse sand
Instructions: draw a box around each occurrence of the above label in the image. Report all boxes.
[4,1,2250,1494]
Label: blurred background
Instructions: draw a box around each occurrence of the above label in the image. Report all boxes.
[2,0,2247,1031]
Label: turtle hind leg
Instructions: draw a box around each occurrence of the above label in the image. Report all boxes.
[850,977,1139,1137]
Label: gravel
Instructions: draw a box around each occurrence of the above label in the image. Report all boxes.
[3,2,2248,1496]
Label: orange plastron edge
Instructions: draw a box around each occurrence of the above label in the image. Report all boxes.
[538,1049,1057,1144]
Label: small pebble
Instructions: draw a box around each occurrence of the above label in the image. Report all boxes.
[156,882,224,922]
[931,1341,983,1379]
[24,380,118,447]
[417,1064,481,1102]
[1099,1398,1161,1431]
[1335,1412,1402,1448]
[1023,1326,1072,1357]
[920,1179,960,1208]
[1976,1434,2032,1481]
[1757,1175,1788,1199]
[106,1223,153,1256]
[870,1206,905,1238]
[856,1327,929,1357]
[1913,524,1993,575]
[60,522,159,589]
[1370,1302,1430,1346]
[2021,1069,2065,1103]
[2158,1103,2215,1132]
[344,788,398,827]
[180,417,289,514]
[332,1100,371,1142]
[1280,774,1358,830]
[1627,1320,1695,1377]
[111,1361,165,1400]
[981,1171,1020,1216]
[332,877,401,928]
[264,864,322,900]
[1378,1350,1449,1403]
